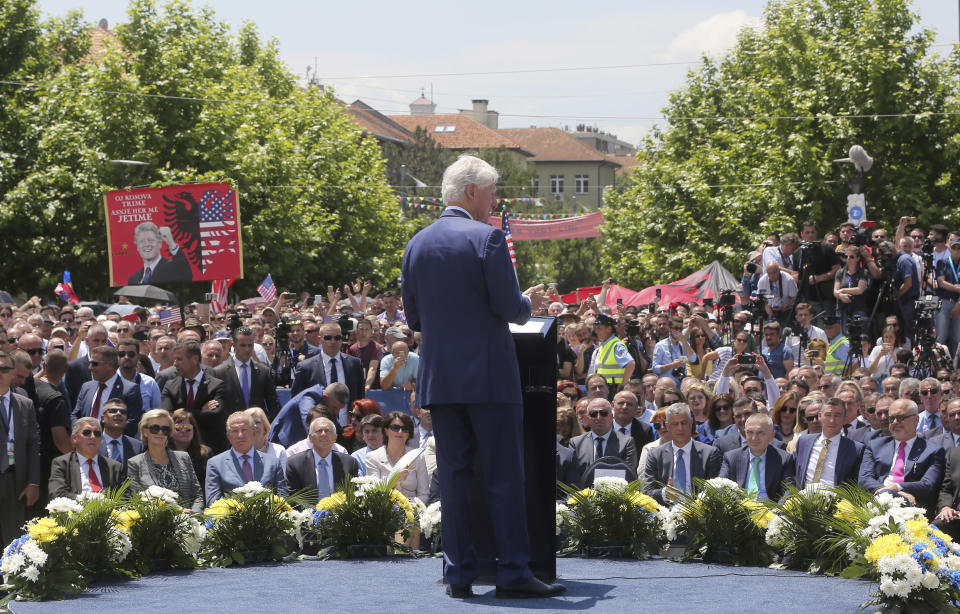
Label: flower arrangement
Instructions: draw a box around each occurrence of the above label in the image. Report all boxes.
[826,490,960,613]
[764,484,849,573]
[670,477,774,566]
[558,477,663,558]
[114,486,205,574]
[199,481,311,567]
[311,474,420,558]
[1,489,132,604]
[419,501,441,544]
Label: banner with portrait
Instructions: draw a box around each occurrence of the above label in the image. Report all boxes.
[104,182,244,286]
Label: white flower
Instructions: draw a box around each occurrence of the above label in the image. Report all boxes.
[942,555,960,571]
[658,505,684,541]
[764,513,786,546]
[19,541,47,567]
[178,516,206,556]
[141,486,180,505]
[420,501,442,538]
[703,477,741,492]
[108,528,132,562]
[75,491,104,504]
[1,553,25,574]
[45,497,83,515]
[351,476,381,497]
[21,565,39,582]
[921,572,940,589]
[799,483,837,497]
[593,477,629,491]
[232,481,268,497]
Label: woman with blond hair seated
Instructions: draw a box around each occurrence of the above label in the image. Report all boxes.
[126,409,204,512]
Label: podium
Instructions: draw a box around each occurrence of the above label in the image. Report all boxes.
[444,316,558,583]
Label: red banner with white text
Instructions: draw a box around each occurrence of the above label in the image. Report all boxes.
[488,211,604,240]
[104,182,244,286]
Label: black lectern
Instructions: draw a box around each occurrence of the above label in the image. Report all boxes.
[443,316,558,584]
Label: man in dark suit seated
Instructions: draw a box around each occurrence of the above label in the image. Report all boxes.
[285,416,359,501]
[934,447,960,539]
[556,439,578,498]
[719,413,795,501]
[213,326,280,419]
[714,397,786,454]
[290,322,364,406]
[98,399,144,475]
[71,345,143,436]
[161,341,226,452]
[643,402,722,505]
[127,221,193,285]
[794,396,864,488]
[859,398,946,516]
[48,417,124,500]
[205,412,288,505]
[611,390,655,454]
[568,397,637,487]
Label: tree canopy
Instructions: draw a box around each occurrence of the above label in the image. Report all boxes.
[603,0,960,288]
[0,0,408,300]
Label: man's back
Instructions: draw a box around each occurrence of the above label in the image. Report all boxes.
[402,210,529,407]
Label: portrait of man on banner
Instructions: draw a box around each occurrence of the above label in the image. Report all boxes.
[105,182,243,287]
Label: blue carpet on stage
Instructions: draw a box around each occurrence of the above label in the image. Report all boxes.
[9,557,873,614]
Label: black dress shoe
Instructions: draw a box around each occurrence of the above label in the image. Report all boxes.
[495,577,567,599]
[446,583,474,598]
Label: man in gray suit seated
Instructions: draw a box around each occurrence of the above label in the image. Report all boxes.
[567,397,637,487]
[205,411,287,505]
[643,403,722,505]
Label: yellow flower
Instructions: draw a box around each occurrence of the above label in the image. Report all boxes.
[270,495,293,513]
[742,500,773,529]
[112,509,141,532]
[864,534,910,563]
[205,498,245,519]
[905,518,930,543]
[783,496,801,515]
[389,490,413,514]
[317,492,346,512]
[628,492,659,513]
[28,517,65,543]
[834,499,860,525]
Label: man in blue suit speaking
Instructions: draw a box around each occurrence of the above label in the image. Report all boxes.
[402,155,564,600]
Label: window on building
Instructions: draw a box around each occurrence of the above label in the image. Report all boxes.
[550,175,564,194]
[433,125,456,133]
[575,174,589,194]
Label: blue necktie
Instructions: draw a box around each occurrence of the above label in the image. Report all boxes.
[240,362,250,407]
[317,458,331,498]
[142,266,152,283]
[110,439,122,462]
[675,449,687,493]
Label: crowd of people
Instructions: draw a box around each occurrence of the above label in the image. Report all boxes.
[4,212,960,552]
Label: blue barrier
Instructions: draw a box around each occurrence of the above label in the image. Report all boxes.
[365,389,412,416]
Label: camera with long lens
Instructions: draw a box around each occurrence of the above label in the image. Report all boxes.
[226,313,242,332]
[915,295,942,319]
[717,290,736,323]
[852,226,875,248]
[275,316,291,355]
[625,320,641,336]
[846,316,869,356]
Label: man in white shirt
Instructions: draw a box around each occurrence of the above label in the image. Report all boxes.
[794,397,863,488]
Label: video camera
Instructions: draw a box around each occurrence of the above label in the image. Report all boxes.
[717,290,736,323]
[915,295,942,319]
[275,316,292,354]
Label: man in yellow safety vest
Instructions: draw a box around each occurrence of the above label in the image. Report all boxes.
[588,313,635,398]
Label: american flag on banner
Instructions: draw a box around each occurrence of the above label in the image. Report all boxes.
[257,274,277,302]
[199,188,237,268]
[501,210,517,269]
[158,307,182,326]
[210,279,233,313]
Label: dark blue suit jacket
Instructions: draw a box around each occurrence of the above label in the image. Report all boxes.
[289,352,364,403]
[794,433,864,488]
[72,375,143,437]
[719,445,795,500]
[268,385,325,447]
[859,436,946,515]
[402,208,530,406]
[99,434,145,466]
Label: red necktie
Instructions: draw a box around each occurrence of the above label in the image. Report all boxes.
[91,382,106,419]
[87,458,102,493]
[186,379,195,410]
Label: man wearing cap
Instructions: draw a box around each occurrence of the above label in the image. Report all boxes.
[587,313,634,397]
[935,236,960,354]
[822,315,850,377]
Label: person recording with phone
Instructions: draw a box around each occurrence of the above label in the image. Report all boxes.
[651,315,696,388]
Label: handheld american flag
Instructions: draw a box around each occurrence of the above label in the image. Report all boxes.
[158,307,182,326]
[211,279,234,314]
[501,210,517,269]
[257,274,277,302]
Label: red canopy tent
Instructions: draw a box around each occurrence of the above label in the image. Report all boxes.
[559,261,740,307]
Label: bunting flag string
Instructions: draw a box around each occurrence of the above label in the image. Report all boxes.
[396,195,582,220]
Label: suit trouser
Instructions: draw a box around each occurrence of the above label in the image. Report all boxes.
[0,470,25,545]
[430,402,533,586]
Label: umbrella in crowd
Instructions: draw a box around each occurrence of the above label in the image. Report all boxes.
[113,285,179,305]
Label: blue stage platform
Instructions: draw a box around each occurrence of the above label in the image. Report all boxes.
[9,556,873,614]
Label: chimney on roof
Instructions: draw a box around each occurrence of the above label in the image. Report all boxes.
[460,99,498,129]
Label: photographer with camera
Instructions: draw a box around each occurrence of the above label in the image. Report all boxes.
[935,237,960,355]
[894,236,923,341]
[651,315,695,388]
[713,340,780,405]
[275,318,318,387]
[759,321,794,379]
[796,221,841,318]
[757,261,798,329]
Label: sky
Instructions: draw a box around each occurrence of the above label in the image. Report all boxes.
[35,0,959,146]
